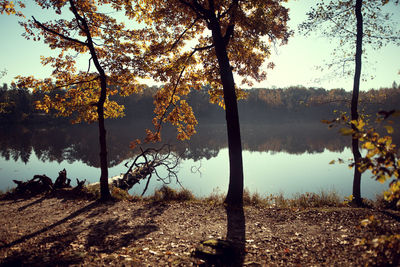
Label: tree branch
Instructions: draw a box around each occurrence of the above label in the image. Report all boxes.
[32,16,87,47]
[168,17,200,52]
[193,44,214,51]
[223,0,238,46]
[69,0,104,78]
[47,77,99,91]
[154,48,198,136]
[178,0,207,20]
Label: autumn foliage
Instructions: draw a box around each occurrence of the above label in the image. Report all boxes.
[15,1,149,124]
[12,0,155,200]
[118,0,290,143]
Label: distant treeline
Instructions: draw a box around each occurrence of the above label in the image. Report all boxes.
[1,83,399,124]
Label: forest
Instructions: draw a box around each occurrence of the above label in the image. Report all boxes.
[1,82,400,124]
[1,0,400,266]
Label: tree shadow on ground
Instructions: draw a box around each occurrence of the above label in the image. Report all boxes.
[0,247,86,267]
[0,200,168,266]
[17,195,47,211]
[84,201,167,253]
[86,218,158,253]
[193,204,246,266]
[0,201,100,266]
[130,201,169,223]
[0,201,100,249]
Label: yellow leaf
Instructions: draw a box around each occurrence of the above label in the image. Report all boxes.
[384,125,394,134]
[377,174,387,183]
[363,142,375,150]
[339,128,353,136]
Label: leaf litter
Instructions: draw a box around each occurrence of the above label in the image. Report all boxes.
[0,196,399,266]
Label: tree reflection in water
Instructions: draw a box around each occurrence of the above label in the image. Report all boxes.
[1,119,396,198]
[0,121,356,167]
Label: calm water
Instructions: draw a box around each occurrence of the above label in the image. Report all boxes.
[0,121,391,199]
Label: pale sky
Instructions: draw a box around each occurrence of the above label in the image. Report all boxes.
[0,1,399,91]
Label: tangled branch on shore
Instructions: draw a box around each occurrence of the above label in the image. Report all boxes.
[113,144,181,195]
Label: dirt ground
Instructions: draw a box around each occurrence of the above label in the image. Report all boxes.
[0,193,399,266]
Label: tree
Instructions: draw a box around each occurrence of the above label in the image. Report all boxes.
[15,0,149,201]
[351,0,363,206]
[300,0,400,206]
[0,0,24,17]
[128,0,290,206]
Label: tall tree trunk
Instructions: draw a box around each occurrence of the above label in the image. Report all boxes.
[69,0,112,201]
[351,0,363,206]
[209,18,244,207]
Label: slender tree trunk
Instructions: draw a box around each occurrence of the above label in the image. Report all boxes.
[351,0,363,206]
[98,75,112,201]
[209,18,244,207]
[69,0,111,201]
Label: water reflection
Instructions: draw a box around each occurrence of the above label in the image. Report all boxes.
[0,120,395,198]
[0,121,351,167]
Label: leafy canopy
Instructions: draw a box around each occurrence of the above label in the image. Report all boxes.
[14,0,151,124]
[120,0,290,141]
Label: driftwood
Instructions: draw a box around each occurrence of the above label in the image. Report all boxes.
[13,175,53,195]
[112,144,180,195]
[113,161,156,190]
[12,169,84,196]
[54,169,71,189]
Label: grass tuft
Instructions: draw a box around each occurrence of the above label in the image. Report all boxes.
[243,188,268,206]
[2,180,375,209]
[290,190,342,208]
[202,187,225,205]
[111,186,133,201]
[151,185,195,202]
[84,183,133,201]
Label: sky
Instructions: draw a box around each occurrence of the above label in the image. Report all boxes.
[0,1,399,91]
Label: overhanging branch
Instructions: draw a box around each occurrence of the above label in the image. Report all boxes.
[168,17,200,52]
[32,16,87,47]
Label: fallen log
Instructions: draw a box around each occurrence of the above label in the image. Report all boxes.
[112,145,181,196]
[13,174,53,195]
[112,160,156,191]
[86,145,180,196]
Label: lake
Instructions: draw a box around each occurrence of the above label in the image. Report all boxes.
[0,120,391,199]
